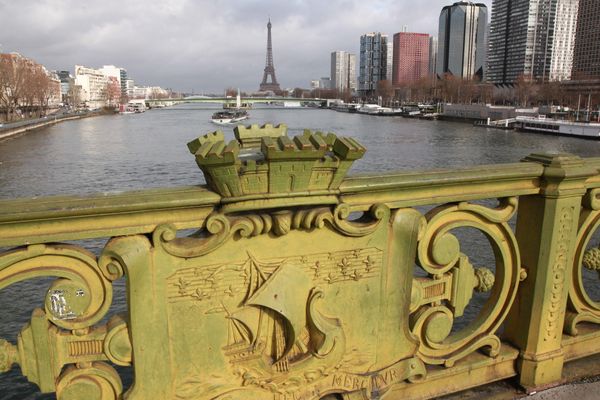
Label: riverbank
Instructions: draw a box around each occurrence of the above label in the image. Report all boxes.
[0,111,100,142]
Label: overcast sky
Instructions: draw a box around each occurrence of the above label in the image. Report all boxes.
[0,0,493,93]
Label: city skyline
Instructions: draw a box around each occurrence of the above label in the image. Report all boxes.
[0,0,492,93]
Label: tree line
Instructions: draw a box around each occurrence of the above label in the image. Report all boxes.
[282,74,598,111]
[0,54,60,122]
[364,74,597,109]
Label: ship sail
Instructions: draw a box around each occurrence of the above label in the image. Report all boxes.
[223,254,315,369]
[246,262,312,360]
[229,307,259,344]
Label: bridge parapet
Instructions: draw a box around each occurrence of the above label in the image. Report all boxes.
[1,127,600,399]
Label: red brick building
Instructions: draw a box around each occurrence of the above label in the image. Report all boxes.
[392,32,430,86]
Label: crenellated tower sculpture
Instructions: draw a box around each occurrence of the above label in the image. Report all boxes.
[259,18,282,93]
[187,124,365,199]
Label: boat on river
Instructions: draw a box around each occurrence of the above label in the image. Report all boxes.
[212,89,249,125]
[211,110,249,125]
[330,102,360,113]
[515,116,600,139]
[357,104,403,116]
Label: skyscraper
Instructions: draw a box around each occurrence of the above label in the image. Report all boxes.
[429,37,438,79]
[548,0,579,82]
[330,51,357,93]
[358,32,388,97]
[392,32,430,85]
[572,0,600,79]
[436,2,487,80]
[487,0,579,85]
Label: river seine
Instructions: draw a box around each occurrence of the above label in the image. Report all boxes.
[0,103,598,399]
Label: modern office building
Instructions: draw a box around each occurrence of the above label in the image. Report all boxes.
[487,0,579,85]
[391,32,430,85]
[436,1,487,80]
[572,0,600,79]
[55,71,73,102]
[330,51,357,93]
[548,0,579,81]
[124,79,135,99]
[429,36,438,78]
[319,77,332,90]
[358,32,389,96]
[99,65,128,98]
[386,41,394,82]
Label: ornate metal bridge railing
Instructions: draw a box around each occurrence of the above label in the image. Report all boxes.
[1,124,600,400]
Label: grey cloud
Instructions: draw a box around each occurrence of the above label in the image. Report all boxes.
[0,0,492,92]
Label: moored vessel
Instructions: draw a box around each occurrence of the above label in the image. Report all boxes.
[515,116,600,139]
[211,110,249,125]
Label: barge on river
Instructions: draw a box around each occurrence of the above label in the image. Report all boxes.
[515,116,600,139]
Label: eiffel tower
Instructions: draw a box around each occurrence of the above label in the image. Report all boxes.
[259,18,281,92]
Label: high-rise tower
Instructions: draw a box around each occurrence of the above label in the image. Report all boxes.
[331,51,357,93]
[392,32,430,85]
[436,1,487,80]
[572,0,600,79]
[358,32,388,97]
[259,18,281,92]
[487,0,579,85]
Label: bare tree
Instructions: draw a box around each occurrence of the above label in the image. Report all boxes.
[67,84,82,108]
[376,80,394,105]
[514,75,538,107]
[31,65,52,117]
[0,54,28,121]
[106,76,121,107]
[225,87,237,97]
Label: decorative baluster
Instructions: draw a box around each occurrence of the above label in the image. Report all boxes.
[504,153,596,390]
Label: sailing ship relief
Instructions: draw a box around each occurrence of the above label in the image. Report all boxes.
[168,248,384,396]
[221,253,345,380]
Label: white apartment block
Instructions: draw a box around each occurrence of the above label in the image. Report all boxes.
[130,85,169,99]
[330,51,357,93]
[549,0,579,81]
[74,65,108,109]
[100,65,128,97]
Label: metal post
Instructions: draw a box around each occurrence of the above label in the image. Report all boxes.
[504,153,595,391]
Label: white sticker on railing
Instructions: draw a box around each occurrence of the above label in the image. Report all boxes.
[48,289,76,320]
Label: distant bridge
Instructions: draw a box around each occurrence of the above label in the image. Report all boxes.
[146,97,330,106]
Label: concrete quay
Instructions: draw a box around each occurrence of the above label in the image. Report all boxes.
[0,111,96,142]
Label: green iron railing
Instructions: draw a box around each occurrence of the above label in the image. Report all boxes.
[1,124,600,400]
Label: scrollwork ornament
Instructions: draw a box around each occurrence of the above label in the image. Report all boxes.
[412,198,520,366]
[103,315,132,367]
[583,188,600,211]
[566,205,600,335]
[154,204,390,258]
[331,203,390,237]
[0,244,113,331]
[56,362,122,400]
